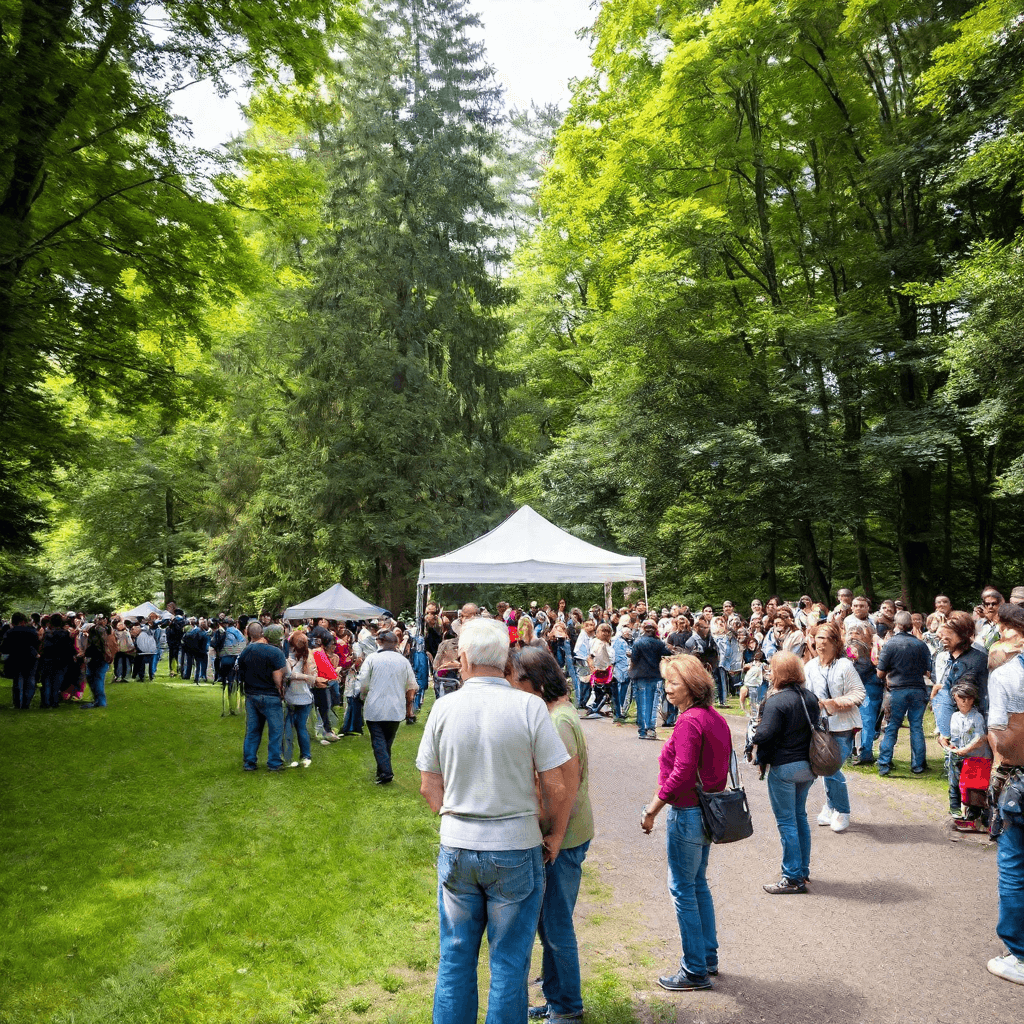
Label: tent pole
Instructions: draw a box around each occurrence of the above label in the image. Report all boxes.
[643,576,649,611]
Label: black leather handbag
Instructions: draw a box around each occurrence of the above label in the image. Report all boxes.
[695,746,754,845]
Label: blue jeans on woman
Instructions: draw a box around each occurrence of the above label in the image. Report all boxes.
[433,845,545,1024]
[766,760,815,882]
[86,662,108,707]
[342,695,364,735]
[932,687,956,739]
[284,702,312,761]
[634,679,657,735]
[536,839,590,1019]
[113,652,131,681]
[40,662,66,708]
[666,806,718,978]
[858,682,884,761]
[822,730,856,815]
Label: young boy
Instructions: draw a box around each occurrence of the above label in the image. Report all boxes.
[941,679,991,821]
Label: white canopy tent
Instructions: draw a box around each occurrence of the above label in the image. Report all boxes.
[417,506,646,613]
[119,601,164,620]
[283,583,388,621]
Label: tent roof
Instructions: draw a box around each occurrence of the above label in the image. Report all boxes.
[120,601,163,620]
[418,506,645,585]
[283,583,387,621]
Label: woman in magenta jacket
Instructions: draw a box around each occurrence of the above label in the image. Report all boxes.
[641,655,732,992]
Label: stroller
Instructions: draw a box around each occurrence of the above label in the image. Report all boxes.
[951,756,992,833]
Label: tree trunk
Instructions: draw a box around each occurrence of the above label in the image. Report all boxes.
[792,518,831,604]
[163,487,176,606]
[854,522,876,606]
[898,465,932,613]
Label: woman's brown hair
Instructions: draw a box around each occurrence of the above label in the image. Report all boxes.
[944,610,975,652]
[770,651,806,689]
[816,620,844,663]
[661,654,715,709]
[289,630,309,655]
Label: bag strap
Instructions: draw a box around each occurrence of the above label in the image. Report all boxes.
[694,713,739,793]
[797,687,824,733]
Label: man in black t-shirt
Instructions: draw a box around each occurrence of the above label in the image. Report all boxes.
[236,622,287,771]
[875,612,932,776]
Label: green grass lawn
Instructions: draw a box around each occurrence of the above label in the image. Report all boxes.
[0,676,446,1024]
[0,674,643,1024]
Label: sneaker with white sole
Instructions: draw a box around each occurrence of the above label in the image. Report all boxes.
[817,803,833,826]
[299,757,312,768]
[288,761,300,768]
[988,952,1024,985]
[830,811,850,833]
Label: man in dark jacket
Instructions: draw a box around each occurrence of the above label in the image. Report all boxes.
[629,620,674,741]
[166,613,185,677]
[1,612,40,708]
[876,611,933,776]
[39,613,76,709]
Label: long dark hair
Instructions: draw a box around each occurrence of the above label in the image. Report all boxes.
[509,647,568,704]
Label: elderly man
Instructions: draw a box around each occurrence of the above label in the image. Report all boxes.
[359,630,418,785]
[416,618,570,1024]
[876,611,932,776]
[986,614,1024,985]
[236,622,287,772]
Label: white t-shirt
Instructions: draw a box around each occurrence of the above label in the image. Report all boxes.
[358,650,417,721]
[416,675,569,850]
[805,658,865,732]
[988,656,1024,731]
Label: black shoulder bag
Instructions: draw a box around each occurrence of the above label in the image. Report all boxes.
[695,736,754,844]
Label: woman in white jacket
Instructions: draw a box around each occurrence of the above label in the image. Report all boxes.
[805,619,865,833]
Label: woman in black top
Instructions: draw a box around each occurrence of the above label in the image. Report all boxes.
[751,652,819,894]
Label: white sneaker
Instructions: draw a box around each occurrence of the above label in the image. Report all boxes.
[288,761,299,768]
[988,952,1024,985]
[817,803,833,826]
[299,757,312,768]
[830,811,850,833]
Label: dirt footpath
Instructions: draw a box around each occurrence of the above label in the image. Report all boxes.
[576,714,1003,1024]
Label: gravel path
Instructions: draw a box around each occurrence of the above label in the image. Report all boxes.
[575,713,1004,1024]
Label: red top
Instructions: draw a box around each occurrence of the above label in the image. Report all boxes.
[313,648,338,681]
[657,706,733,808]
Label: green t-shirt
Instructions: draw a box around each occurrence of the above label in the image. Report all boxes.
[550,702,595,850]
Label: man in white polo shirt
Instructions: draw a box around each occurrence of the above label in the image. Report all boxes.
[358,630,418,785]
[416,617,570,1024]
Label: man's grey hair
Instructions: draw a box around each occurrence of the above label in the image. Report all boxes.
[894,611,913,632]
[458,617,509,670]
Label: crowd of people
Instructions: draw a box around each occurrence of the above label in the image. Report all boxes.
[3,582,1024,1014]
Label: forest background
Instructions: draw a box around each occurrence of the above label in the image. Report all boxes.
[3,0,1024,619]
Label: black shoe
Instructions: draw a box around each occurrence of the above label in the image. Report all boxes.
[763,877,807,895]
[851,756,875,765]
[657,970,712,991]
[707,967,719,976]
[912,766,926,775]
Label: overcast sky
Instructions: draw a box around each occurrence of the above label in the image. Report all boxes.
[174,0,598,148]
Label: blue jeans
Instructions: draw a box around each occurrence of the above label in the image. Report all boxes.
[997,807,1024,958]
[150,649,162,678]
[634,679,657,735]
[555,640,580,692]
[714,667,729,706]
[434,845,545,1024]
[932,687,956,738]
[243,693,284,770]
[11,663,37,708]
[114,652,131,680]
[538,840,590,1017]
[766,760,815,882]
[612,678,629,719]
[343,695,364,735]
[878,688,928,772]
[665,806,718,978]
[179,648,192,680]
[40,662,67,708]
[284,703,312,761]
[86,663,108,707]
[574,663,590,708]
[191,653,208,683]
[367,720,400,781]
[859,683,884,759]
[822,731,856,815]
[219,656,237,687]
